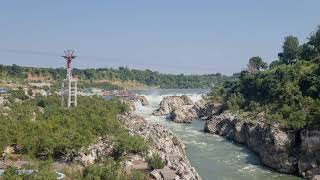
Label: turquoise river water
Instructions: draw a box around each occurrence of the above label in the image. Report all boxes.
[132,89,302,180]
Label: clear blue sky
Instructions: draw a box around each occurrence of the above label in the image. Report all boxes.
[0,1,319,75]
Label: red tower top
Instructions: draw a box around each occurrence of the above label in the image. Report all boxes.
[62,50,76,69]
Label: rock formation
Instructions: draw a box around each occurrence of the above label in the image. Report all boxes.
[169,107,197,123]
[137,95,149,106]
[192,100,222,119]
[120,95,149,111]
[153,95,222,123]
[204,113,320,179]
[74,138,114,166]
[119,113,202,180]
[152,95,194,116]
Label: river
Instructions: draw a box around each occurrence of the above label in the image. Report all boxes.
[132,89,302,180]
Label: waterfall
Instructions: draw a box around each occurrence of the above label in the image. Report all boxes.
[133,100,143,111]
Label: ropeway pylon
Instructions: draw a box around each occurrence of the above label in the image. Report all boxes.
[61,50,77,108]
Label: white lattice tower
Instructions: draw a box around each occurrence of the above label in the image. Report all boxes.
[61,50,77,108]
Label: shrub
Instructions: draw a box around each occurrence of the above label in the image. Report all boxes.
[131,170,150,180]
[82,160,128,180]
[114,135,149,160]
[9,87,28,101]
[148,154,165,170]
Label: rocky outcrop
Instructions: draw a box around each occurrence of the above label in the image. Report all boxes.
[119,113,201,180]
[153,96,222,123]
[120,95,149,111]
[137,95,149,106]
[152,96,194,116]
[299,130,320,178]
[169,107,197,123]
[65,138,114,166]
[204,113,320,179]
[193,102,222,119]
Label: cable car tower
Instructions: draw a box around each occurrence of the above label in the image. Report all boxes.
[61,50,77,108]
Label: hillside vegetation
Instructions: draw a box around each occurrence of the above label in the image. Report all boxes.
[0,94,149,179]
[209,25,320,129]
[0,65,232,89]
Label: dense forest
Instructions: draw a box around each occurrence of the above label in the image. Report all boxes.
[0,64,232,89]
[209,25,320,129]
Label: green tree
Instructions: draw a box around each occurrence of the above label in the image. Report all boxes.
[279,36,300,64]
[309,25,320,55]
[300,44,317,61]
[247,56,268,73]
[269,60,283,69]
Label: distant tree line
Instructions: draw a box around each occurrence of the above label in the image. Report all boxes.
[0,64,233,89]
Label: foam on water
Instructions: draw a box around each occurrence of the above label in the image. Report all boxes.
[133,100,144,111]
[133,89,301,180]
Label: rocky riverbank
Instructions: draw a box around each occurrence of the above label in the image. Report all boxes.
[119,113,202,180]
[204,113,320,179]
[118,95,202,179]
[72,95,201,179]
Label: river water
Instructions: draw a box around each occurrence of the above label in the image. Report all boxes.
[132,89,302,180]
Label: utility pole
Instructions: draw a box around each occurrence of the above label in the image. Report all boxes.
[61,50,77,108]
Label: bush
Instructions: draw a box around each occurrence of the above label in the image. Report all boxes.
[114,135,149,160]
[148,154,165,170]
[131,170,150,180]
[9,87,28,101]
[82,160,128,180]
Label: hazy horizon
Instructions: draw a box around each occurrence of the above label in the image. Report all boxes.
[0,1,319,75]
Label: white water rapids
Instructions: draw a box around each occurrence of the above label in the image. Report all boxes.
[132,89,301,180]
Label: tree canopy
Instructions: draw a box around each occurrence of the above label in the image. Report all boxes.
[279,36,300,64]
[247,56,267,74]
[209,25,320,130]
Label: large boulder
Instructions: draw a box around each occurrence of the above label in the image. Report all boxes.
[169,106,197,123]
[192,100,222,119]
[152,95,194,116]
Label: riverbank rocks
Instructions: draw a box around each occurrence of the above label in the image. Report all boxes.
[153,95,222,123]
[137,95,149,106]
[73,138,114,166]
[169,107,197,123]
[152,96,194,116]
[120,95,149,111]
[204,113,320,178]
[299,130,320,178]
[119,113,201,180]
[193,100,222,119]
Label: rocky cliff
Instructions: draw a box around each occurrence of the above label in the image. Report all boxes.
[120,113,202,180]
[204,113,320,179]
